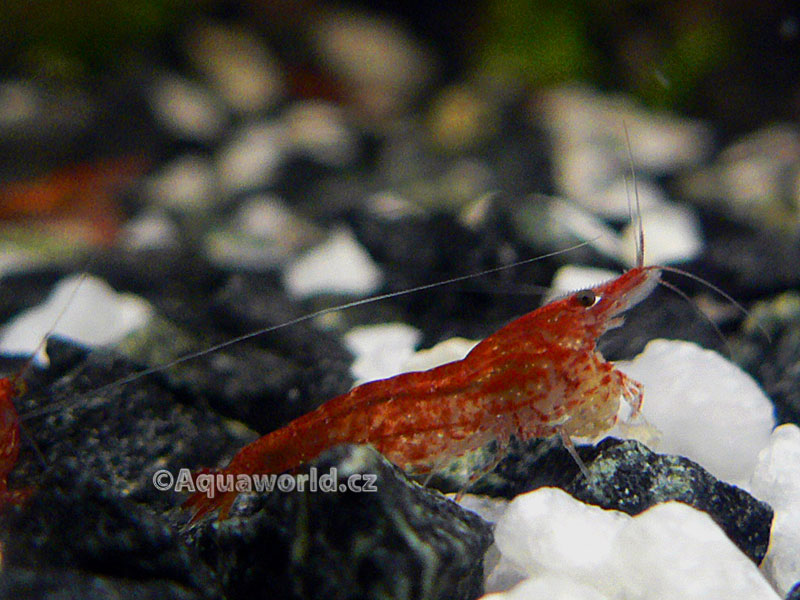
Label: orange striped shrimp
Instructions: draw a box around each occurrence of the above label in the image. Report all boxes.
[183,228,663,521]
[182,131,759,522]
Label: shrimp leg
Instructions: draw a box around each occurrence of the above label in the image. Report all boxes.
[557,426,591,480]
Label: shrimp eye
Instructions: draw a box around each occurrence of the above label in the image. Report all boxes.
[575,289,598,307]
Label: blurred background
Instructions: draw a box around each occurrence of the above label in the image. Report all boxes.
[2,0,799,223]
[1,0,800,348]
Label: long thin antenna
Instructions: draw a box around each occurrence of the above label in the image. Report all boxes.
[11,271,91,383]
[22,238,601,422]
[8,270,92,467]
[657,279,733,357]
[659,265,771,344]
[622,123,645,269]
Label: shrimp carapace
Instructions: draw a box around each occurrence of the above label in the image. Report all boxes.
[184,264,661,522]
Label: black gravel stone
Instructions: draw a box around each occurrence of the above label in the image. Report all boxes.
[210,272,356,419]
[566,438,773,565]
[349,209,558,345]
[0,269,67,325]
[597,286,726,360]
[0,462,220,600]
[733,291,800,426]
[786,581,800,600]
[13,338,252,513]
[189,444,493,600]
[689,227,800,299]
[106,272,355,436]
[0,568,206,600]
[435,436,773,565]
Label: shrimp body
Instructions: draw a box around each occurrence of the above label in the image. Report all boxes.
[0,377,31,507]
[185,265,661,521]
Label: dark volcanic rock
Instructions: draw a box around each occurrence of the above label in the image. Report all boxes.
[349,208,557,346]
[696,228,800,298]
[13,339,252,512]
[733,291,800,426]
[0,462,220,600]
[566,438,773,565]
[190,445,493,600]
[439,436,772,565]
[210,272,356,427]
[0,568,204,600]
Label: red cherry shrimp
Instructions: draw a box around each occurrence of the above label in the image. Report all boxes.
[6,154,754,525]
[180,140,759,522]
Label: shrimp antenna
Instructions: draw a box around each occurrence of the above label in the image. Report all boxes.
[622,123,645,269]
[11,271,91,384]
[9,270,92,466]
[22,238,601,421]
[658,265,771,344]
[462,280,555,298]
[657,279,733,357]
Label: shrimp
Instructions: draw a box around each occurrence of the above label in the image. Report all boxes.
[0,272,90,509]
[183,261,661,522]
[0,376,32,508]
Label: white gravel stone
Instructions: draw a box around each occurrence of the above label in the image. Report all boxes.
[483,575,611,600]
[185,23,284,113]
[236,195,312,247]
[678,123,800,228]
[340,330,478,386]
[205,195,320,270]
[311,10,435,116]
[613,339,776,486]
[401,337,479,372]
[0,81,40,127]
[282,227,383,298]
[149,74,227,141]
[551,141,618,203]
[494,488,628,583]
[216,121,285,193]
[751,424,800,510]
[344,323,421,385]
[456,495,510,526]
[487,488,780,599]
[535,85,711,175]
[761,508,800,597]
[143,154,218,211]
[365,191,425,221]
[119,212,180,251]
[579,175,667,219]
[0,274,153,366]
[543,265,619,304]
[606,502,780,599]
[284,100,358,167]
[543,197,622,261]
[750,424,800,595]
